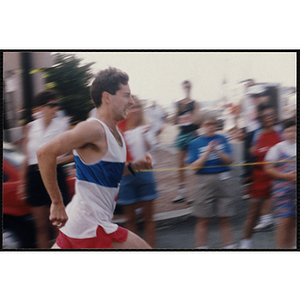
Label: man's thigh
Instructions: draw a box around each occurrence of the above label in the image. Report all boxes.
[111,230,151,249]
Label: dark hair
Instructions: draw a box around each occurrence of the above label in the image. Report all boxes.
[282,118,296,130]
[34,90,59,107]
[182,80,191,86]
[90,67,129,107]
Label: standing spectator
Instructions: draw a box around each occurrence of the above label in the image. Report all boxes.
[264,118,296,249]
[226,126,245,202]
[173,80,200,203]
[18,90,73,248]
[239,103,281,249]
[238,81,268,185]
[146,101,164,138]
[117,97,158,248]
[187,112,236,249]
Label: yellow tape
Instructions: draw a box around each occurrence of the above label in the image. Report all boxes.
[137,159,296,173]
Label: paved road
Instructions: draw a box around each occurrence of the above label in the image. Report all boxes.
[136,198,277,250]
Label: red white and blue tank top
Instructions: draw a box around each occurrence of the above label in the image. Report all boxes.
[60,118,126,238]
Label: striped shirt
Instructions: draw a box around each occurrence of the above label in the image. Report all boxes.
[60,118,126,238]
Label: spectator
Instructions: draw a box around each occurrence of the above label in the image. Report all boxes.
[226,126,245,202]
[173,80,201,204]
[187,112,236,249]
[264,118,296,249]
[18,90,73,248]
[239,103,281,249]
[117,97,158,248]
[146,101,164,138]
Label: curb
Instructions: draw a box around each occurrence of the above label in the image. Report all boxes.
[113,206,193,226]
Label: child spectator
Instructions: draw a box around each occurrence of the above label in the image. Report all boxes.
[264,118,296,249]
[187,112,236,249]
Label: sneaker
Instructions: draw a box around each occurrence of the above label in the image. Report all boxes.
[239,239,252,249]
[253,222,274,232]
[172,194,186,203]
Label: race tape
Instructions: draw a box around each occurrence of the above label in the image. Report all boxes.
[137,159,296,173]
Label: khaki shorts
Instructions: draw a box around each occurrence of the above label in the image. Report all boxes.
[192,172,235,218]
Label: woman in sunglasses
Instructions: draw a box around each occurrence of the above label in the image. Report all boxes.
[19,90,73,248]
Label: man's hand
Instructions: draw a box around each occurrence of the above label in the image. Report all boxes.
[207,140,219,152]
[49,202,68,228]
[133,153,153,171]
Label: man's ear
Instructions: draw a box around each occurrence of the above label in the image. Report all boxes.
[102,91,111,104]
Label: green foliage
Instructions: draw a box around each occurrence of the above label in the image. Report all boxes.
[43,53,95,125]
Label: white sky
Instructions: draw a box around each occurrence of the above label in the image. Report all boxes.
[74,51,296,107]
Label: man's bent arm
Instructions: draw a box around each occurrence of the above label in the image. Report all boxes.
[37,121,104,227]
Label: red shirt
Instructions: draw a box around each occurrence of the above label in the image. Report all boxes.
[250,130,281,199]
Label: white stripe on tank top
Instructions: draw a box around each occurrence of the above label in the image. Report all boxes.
[60,118,126,238]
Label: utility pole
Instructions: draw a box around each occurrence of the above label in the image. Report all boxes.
[21,52,34,124]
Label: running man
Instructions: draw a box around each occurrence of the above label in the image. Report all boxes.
[37,67,152,249]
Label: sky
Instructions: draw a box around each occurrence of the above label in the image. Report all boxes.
[73,51,296,108]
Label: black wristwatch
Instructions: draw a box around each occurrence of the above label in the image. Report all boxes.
[128,162,136,176]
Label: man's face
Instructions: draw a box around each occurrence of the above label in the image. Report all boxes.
[182,82,191,97]
[110,83,134,121]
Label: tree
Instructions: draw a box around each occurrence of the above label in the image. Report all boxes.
[43,53,95,125]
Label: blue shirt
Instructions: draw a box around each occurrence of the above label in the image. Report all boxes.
[187,134,233,174]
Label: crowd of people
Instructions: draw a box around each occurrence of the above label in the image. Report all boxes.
[17,67,296,249]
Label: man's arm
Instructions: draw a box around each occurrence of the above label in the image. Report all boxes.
[190,101,201,126]
[37,121,105,228]
[123,153,153,176]
[190,140,233,170]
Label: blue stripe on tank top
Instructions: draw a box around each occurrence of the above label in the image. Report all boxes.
[74,155,125,188]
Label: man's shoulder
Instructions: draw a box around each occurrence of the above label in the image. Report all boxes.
[73,118,106,138]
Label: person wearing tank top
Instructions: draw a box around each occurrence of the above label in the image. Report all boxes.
[173,80,200,204]
[37,67,153,249]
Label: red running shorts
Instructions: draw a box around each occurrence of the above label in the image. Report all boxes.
[56,225,128,249]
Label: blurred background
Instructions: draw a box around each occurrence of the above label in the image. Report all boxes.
[2,51,297,249]
[3,51,296,144]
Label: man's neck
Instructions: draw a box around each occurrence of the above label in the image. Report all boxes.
[94,109,118,132]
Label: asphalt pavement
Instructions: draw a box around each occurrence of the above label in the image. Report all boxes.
[115,196,279,250]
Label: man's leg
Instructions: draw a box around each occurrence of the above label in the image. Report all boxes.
[51,230,152,249]
[195,218,210,248]
[240,200,262,248]
[218,217,235,247]
[172,150,187,203]
[140,200,156,248]
[51,243,60,249]
[111,230,151,249]
[32,205,52,249]
[122,203,138,235]
[243,200,262,239]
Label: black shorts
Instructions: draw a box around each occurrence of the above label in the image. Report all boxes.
[26,164,69,207]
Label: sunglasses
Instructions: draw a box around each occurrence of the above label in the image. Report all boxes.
[261,112,275,118]
[43,102,60,108]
